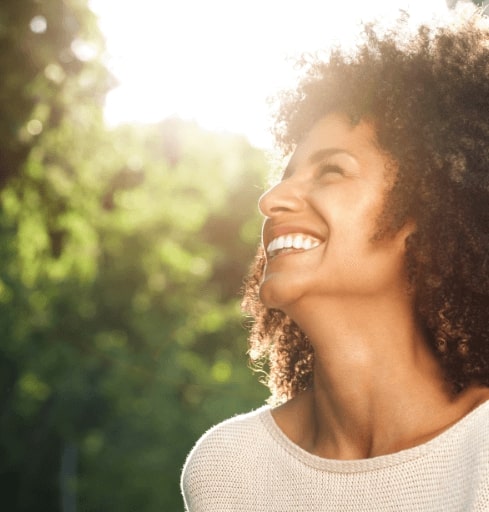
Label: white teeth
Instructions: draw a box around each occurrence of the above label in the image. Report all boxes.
[292,235,303,249]
[266,233,322,256]
[270,236,284,252]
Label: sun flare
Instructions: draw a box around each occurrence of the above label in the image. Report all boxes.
[90,0,449,148]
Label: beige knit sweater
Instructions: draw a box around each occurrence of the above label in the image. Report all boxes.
[181,401,489,511]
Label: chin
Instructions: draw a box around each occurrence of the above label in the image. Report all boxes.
[258,284,279,309]
[259,280,283,309]
[259,277,302,311]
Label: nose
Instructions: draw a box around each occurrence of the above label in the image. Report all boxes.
[258,179,306,217]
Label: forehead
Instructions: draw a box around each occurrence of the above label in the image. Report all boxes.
[288,113,391,170]
[285,113,406,236]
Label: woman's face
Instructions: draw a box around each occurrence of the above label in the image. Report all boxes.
[258,113,413,311]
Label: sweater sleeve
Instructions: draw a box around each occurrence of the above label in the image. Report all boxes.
[181,408,269,512]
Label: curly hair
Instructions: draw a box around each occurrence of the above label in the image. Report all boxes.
[242,11,489,403]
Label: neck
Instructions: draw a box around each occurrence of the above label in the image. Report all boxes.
[273,292,487,459]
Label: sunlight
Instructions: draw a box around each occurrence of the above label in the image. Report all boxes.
[90,0,449,148]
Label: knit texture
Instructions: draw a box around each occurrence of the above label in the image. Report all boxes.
[181,400,489,511]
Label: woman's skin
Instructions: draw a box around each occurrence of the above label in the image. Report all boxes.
[258,113,489,460]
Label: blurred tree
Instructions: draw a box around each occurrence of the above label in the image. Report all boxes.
[0,0,112,509]
[0,1,269,511]
[73,120,269,511]
[0,0,111,187]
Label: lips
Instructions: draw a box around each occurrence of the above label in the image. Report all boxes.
[265,232,324,258]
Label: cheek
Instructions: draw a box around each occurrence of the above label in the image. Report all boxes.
[327,214,373,252]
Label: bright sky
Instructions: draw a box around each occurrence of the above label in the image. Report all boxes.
[90,0,450,148]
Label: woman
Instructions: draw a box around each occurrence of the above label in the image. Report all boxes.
[182,10,489,511]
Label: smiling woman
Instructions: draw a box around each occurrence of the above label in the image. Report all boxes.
[258,114,412,310]
[182,7,489,512]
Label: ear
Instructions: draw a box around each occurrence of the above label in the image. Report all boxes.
[396,219,417,251]
[402,219,416,237]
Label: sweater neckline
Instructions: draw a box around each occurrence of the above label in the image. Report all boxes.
[259,399,489,473]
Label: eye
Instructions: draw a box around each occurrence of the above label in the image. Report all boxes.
[317,163,344,180]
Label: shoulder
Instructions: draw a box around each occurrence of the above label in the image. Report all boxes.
[181,406,272,510]
[467,398,489,451]
[462,395,489,446]
[443,398,489,483]
[182,405,271,474]
[459,399,489,509]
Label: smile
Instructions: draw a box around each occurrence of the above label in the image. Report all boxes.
[266,233,323,258]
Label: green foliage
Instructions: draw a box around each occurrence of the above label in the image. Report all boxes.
[0,1,269,511]
[0,0,111,187]
[0,121,269,511]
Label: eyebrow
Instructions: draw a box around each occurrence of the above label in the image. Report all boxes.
[282,147,356,179]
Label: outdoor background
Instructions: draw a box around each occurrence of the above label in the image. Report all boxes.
[0,0,485,511]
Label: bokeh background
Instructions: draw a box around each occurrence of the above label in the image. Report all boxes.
[0,0,485,510]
